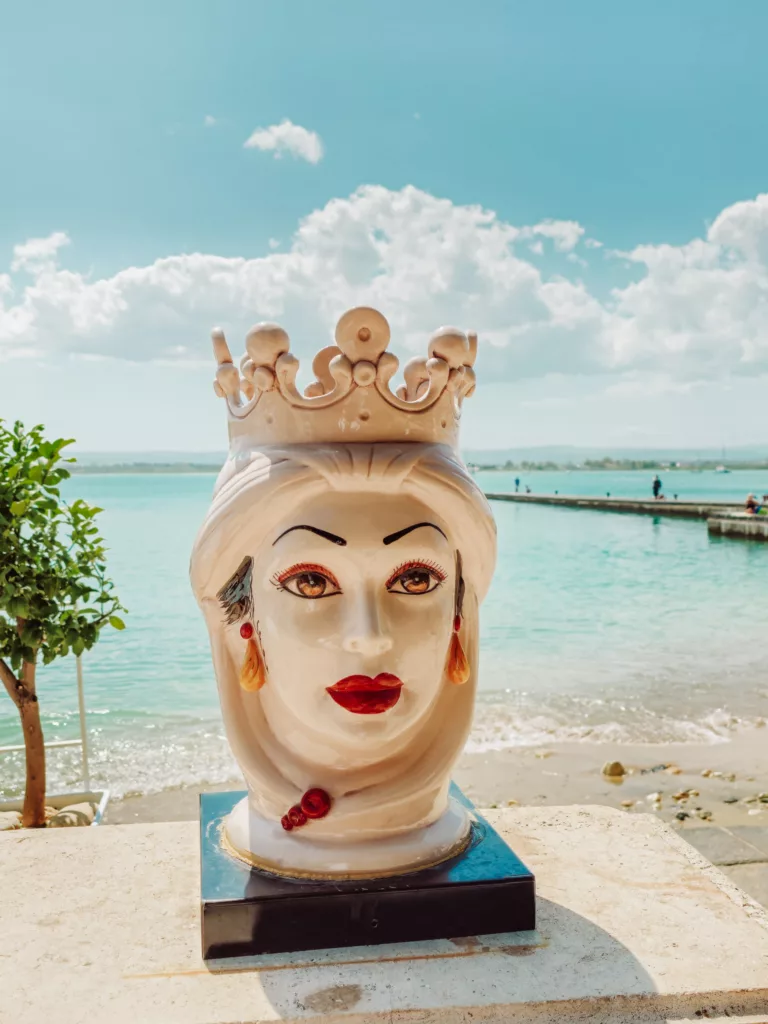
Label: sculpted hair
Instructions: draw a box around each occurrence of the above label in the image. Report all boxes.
[191,443,496,607]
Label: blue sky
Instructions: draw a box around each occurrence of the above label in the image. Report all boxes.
[2,1,768,452]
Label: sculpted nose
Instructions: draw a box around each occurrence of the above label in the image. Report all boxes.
[341,594,393,656]
[342,632,394,656]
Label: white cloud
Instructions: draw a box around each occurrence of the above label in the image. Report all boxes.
[519,219,585,253]
[243,119,323,164]
[204,115,217,127]
[3,187,768,386]
[11,231,70,273]
[708,193,768,262]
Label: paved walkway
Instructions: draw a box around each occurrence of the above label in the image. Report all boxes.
[683,826,768,907]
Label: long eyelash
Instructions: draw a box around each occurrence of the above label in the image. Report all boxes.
[385,559,447,590]
[217,556,253,625]
[272,563,341,588]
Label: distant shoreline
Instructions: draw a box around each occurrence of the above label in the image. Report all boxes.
[69,460,768,475]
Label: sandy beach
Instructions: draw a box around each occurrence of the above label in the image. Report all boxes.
[106,727,768,831]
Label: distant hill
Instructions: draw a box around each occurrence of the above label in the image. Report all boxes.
[73,450,225,467]
[462,445,768,465]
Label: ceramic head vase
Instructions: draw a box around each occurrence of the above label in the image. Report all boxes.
[190,308,497,878]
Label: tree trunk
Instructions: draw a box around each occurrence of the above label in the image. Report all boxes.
[19,661,46,828]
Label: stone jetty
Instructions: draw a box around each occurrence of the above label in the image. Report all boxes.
[707,512,768,541]
[486,492,738,520]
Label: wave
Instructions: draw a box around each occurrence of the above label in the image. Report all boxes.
[1,696,766,800]
[466,694,766,751]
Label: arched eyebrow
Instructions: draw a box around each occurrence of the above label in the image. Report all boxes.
[383,522,448,545]
[273,525,347,547]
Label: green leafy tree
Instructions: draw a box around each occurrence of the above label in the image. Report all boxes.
[0,421,125,827]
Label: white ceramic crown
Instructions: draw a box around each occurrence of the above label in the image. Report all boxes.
[211,307,477,451]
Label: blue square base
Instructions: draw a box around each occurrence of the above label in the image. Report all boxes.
[200,785,535,959]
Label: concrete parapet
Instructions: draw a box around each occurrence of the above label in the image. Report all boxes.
[2,805,768,1023]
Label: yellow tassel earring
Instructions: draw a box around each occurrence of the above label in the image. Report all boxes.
[447,553,470,685]
[447,615,470,685]
[238,623,266,692]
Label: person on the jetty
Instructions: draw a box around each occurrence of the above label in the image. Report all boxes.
[745,493,761,514]
[514,477,520,492]
[652,474,662,499]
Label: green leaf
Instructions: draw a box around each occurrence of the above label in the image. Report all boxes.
[109,615,126,631]
[9,500,29,516]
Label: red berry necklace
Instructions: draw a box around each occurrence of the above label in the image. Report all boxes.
[281,787,332,831]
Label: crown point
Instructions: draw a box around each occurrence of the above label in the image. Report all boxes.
[376,350,399,386]
[252,366,275,392]
[335,307,390,364]
[246,323,290,369]
[467,331,478,366]
[429,327,470,369]
[352,360,377,387]
[212,328,234,366]
[216,361,241,397]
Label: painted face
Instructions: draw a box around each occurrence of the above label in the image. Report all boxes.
[219,490,456,754]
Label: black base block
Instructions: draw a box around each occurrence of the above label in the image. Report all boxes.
[200,786,535,959]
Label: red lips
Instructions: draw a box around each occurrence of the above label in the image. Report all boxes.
[326,673,403,714]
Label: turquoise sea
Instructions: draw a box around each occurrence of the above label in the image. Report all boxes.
[2,468,768,799]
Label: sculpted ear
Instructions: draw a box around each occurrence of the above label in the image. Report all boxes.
[217,556,253,624]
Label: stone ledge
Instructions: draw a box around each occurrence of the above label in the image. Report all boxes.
[2,804,768,1024]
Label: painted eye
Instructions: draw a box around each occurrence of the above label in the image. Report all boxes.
[274,564,342,600]
[387,562,446,596]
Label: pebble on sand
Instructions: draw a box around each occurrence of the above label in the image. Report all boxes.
[602,761,626,778]
[621,799,635,809]
[0,811,22,831]
[47,802,97,828]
